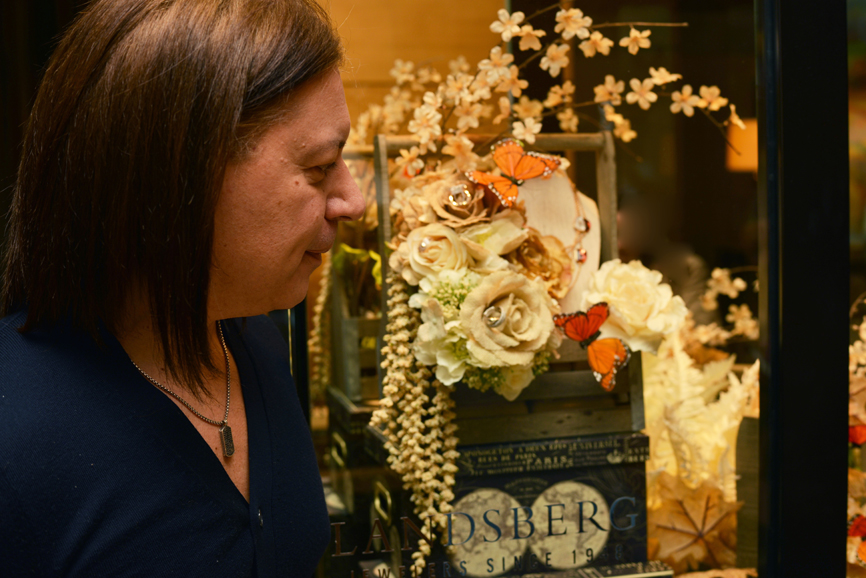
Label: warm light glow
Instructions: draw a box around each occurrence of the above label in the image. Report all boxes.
[726,118,758,173]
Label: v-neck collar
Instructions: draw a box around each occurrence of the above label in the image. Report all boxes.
[106,319,263,516]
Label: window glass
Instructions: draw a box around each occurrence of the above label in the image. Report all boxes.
[309,1,761,576]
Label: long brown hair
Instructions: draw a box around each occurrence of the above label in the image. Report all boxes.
[1,0,343,394]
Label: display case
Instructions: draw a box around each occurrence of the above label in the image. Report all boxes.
[295,1,849,577]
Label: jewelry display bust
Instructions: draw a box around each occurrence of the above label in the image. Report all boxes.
[520,170,602,312]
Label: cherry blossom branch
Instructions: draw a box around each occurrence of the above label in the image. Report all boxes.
[523,3,562,23]
[699,108,741,155]
[516,41,558,70]
[571,111,644,162]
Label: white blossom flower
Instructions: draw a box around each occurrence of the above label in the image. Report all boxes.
[543,81,575,107]
[540,43,570,78]
[556,108,578,133]
[443,74,474,105]
[442,134,479,172]
[578,31,614,58]
[594,74,625,106]
[619,28,651,55]
[626,77,658,110]
[554,8,592,40]
[408,105,443,153]
[670,84,701,117]
[454,101,483,132]
[603,104,624,126]
[512,95,544,121]
[649,66,682,86]
[415,66,442,85]
[490,9,525,42]
[423,91,443,110]
[726,304,759,340]
[708,268,747,298]
[613,118,637,142]
[496,65,528,97]
[390,59,415,85]
[469,74,492,102]
[512,117,542,144]
[492,96,512,125]
[478,46,514,84]
[697,85,729,111]
[395,146,424,178]
[726,104,746,129]
[449,55,471,74]
[516,24,546,51]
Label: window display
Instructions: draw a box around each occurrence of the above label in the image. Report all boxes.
[0,0,849,576]
[308,1,770,576]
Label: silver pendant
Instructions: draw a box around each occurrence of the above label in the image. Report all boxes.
[220,423,235,457]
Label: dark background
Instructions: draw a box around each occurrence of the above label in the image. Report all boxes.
[1,0,90,255]
[514,0,757,272]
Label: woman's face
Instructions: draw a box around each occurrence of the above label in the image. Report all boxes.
[210,69,364,318]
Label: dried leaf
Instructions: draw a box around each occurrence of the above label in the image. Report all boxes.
[649,473,742,574]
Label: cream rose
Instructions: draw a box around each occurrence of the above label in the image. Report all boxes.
[391,223,472,286]
[497,365,535,401]
[460,210,528,275]
[581,259,688,354]
[461,271,556,368]
[427,180,489,229]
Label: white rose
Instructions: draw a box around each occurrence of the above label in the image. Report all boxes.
[581,259,688,354]
[497,365,535,401]
[412,295,468,385]
[394,223,472,286]
[460,210,528,275]
[461,271,556,368]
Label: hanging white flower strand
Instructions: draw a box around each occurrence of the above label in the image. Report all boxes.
[370,272,459,575]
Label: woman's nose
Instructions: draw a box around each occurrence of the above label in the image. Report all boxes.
[328,159,366,222]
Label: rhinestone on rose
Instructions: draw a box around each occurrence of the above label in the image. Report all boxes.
[419,237,433,253]
[482,305,505,328]
[575,216,590,233]
[575,247,587,263]
[448,184,472,207]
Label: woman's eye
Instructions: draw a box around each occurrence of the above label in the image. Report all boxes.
[318,162,338,177]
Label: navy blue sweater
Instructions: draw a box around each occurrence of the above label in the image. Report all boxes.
[0,312,329,577]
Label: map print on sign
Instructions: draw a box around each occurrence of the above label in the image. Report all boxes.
[449,488,524,577]
[528,480,610,569]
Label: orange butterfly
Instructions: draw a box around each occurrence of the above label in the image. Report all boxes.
[466,138,560,208]
[554,302,631,392]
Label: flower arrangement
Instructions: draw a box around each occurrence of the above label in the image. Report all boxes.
[338,4,748,574]
[644,268,760,573]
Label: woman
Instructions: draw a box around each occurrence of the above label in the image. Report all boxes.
[0,0,363,575]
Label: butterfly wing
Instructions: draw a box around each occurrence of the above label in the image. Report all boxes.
[512,151,561,181]
[554,302,610,345]
[491,138,528,178]
[467,170,519,207]
[587,338,631,392]
[492,138,561,182]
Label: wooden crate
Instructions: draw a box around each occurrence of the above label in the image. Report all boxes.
[328,269,381,402]
[370,133,645,444]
